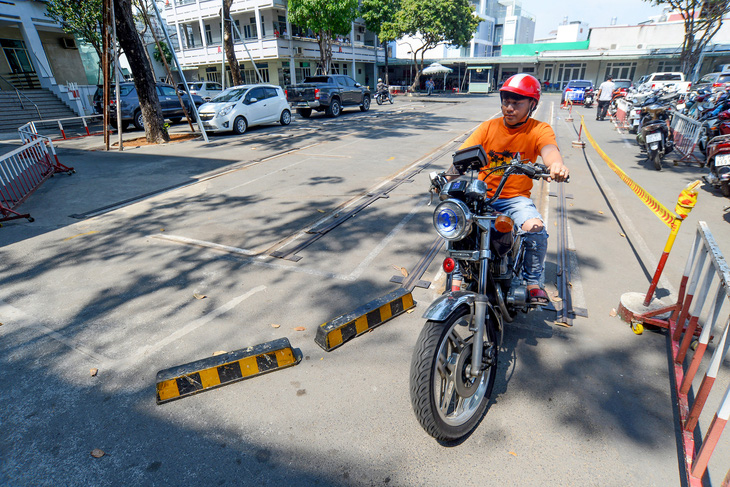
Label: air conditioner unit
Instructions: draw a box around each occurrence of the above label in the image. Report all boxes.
[294,46,303,55]
[61,37,78,49]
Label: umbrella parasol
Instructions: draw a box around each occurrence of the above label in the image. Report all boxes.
[421,63,453,92]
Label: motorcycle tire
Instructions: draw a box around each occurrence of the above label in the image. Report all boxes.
[721,181,730,198]
[409,306,499,441]
[376,95,383,105]
[388,93,393,104]
[652,150,662,171]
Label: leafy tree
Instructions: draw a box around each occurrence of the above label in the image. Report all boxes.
[114,0,169,143]
[361,0,400,85]
[153,40,173,66]
[288,0,359,75]
[223,0,243,86]
[46,0,103,61]
[645,0,730,79]
[382,0,478,92]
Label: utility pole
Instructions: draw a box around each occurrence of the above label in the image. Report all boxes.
[102,0,111,150]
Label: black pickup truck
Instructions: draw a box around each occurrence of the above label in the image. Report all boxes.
[285,75,371,118]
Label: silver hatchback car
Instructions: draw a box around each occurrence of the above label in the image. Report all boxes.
[198,84,292,135]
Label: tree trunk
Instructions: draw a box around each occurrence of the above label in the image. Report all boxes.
[317,31,332,75]
[223,0,243,86]
[409,48,425,92]
[114,0,169,143]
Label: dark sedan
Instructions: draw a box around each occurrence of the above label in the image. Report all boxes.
[94,82,204,131]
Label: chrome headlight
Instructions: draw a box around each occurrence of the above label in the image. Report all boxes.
[218,104,234,117]
[433,199,472,241]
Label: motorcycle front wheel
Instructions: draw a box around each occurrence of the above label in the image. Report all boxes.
[376,95,383,105]
[388,93,394,104]
[409,306,499,441]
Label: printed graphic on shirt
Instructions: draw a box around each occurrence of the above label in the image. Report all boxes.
[483,150,529,175]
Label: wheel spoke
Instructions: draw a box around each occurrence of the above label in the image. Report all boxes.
[447,330,466,352]
[439,374,456,415]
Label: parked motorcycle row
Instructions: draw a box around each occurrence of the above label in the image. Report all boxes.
[600,83,730,195]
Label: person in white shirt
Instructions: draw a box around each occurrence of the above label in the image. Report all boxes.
[596,75,616,121]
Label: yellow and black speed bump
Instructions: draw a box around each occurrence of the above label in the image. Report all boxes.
[156,338,302,404]
[315,288,416,352]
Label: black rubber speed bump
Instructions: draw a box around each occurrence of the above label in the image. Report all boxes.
[156,338,302,404]
[315,288,416,352]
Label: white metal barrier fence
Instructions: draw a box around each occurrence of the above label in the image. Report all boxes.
[18,115,109,142]
[666,222,730,485]
[0,135,74,223]
[615,98,631,130]
[670,111,703,164]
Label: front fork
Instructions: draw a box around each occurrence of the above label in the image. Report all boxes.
[469,230,491,378]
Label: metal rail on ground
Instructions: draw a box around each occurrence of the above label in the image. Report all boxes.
[270,137,467,262]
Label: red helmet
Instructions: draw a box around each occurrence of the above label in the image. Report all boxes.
[500,74,541,104]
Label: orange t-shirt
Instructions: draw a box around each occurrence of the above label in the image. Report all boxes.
[459,117,558,198]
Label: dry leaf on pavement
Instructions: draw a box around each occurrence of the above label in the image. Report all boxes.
[620,233,626,237]
[598,210,604,214]
[271,324,281,328]
[90,449,105,458]
[212,351,227,356]
[317,209,325,213]
[391,264,408,277]
[294,326,306,331]
[609,308,618,317]
[193,293,206,299]
[508,451,517,457]
[90,368,98,377]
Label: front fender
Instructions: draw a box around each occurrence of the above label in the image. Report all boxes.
[422,291,476,322]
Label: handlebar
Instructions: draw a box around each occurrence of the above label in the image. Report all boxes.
[429,162,569,205]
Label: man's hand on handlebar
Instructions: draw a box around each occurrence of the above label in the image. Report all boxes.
[548,161,570,183]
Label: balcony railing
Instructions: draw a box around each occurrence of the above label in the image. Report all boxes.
[175,37,382,66]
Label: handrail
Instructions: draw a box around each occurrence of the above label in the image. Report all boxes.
[0,73,42,119]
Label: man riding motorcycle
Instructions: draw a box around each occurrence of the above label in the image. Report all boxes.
[376,78,387,97]
[446,73,569,304]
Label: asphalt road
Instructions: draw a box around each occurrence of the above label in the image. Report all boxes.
[1,94,728,486]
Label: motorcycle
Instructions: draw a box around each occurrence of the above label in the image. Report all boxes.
[704,111,730,197]
[409,146,563,441]
[375,90,393,105]
[607,90,627,118]
[636,104,674,171]
[583,88,595,108]
[698,95,730,154]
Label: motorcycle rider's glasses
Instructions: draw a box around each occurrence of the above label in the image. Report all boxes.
[500,97,530,109]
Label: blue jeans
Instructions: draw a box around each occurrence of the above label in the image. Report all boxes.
[452,196,548,287]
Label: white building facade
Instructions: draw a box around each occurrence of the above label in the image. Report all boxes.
[391,0,534,61]
[164,0,383,87]
[0,0,94,113]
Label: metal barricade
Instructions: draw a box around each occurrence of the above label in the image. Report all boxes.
[614,98,631,130]
[18,115,109,142]
[626,222,730,485]
[0,135,74,223]
[670,111,703,165]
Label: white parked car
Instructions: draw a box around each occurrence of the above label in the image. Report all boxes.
[178,81,222,101]
[198,84,292,135]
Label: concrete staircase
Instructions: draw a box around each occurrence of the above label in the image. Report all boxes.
[0,89,79,133]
